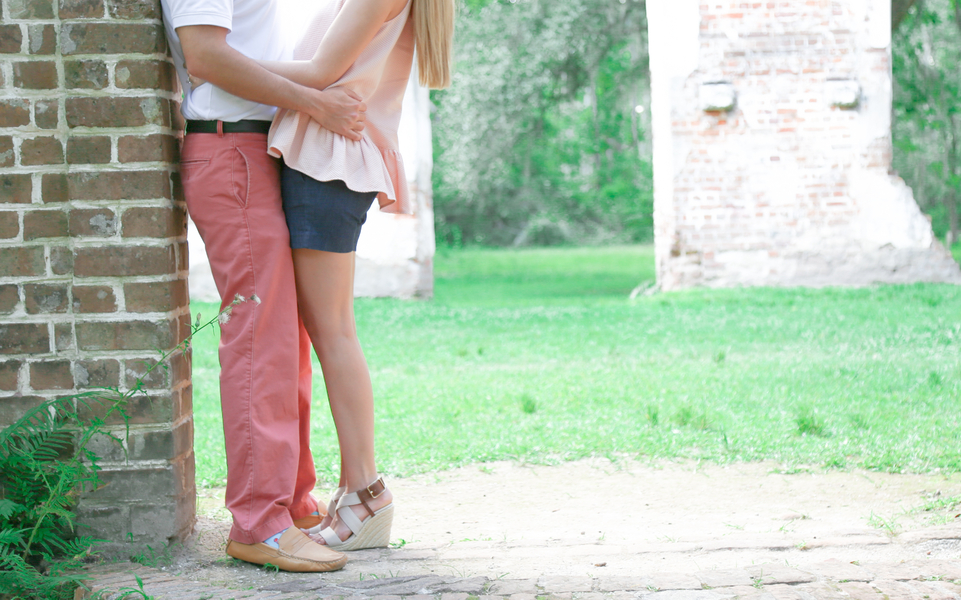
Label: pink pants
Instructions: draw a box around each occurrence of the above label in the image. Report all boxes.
[181,131,319,544]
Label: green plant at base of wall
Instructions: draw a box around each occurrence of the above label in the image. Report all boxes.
[0,294,252,600]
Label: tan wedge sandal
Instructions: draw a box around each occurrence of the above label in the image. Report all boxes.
[317,477,393,551]
[295,486,344,531]
[302,486,345,534]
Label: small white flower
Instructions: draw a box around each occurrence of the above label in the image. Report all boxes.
[233,293,246,304]
[250,294,261,305]
[218,310,231,325]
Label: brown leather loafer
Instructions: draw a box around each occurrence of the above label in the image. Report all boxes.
[226,527,347,572]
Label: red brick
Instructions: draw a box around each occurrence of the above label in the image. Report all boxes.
[41,174,67,203]
[24,283,69,314]
[0,137,13,169]
[13,61,57,89]
[23,209,67,240]
[124,280,187,313]
[76,318,177,351]
[0,212,19,239]
[49,246,73,275]
[54,322,73,352]
[66,136,111,164]
[75,359,119,388]
[122,206,185,238]
[0,247,45,277]
[66,96,170,129]
[108,0,160,19]
[61,23,164,55]
[9,0,56,19]
[124,357,168,389]
[0,323,49,354]
[20,136,64,166]
[26,24,57,55]
[0,396,48,424]
[62,171,170,201]
[29,360,73,391]
[65,59,108,90]
[119,134,178,163]
[1,175,32,203]
[71,285,116,313]
[80,391,173,425]
[115,60,176,91]
[0,25,23,54]
[0,360,20,391]
[74,245,176,277]
[0,99,30,127]
[0,285,19,314]
[34,99,59,129]
[59,0,103,18]
[69,208,117,237]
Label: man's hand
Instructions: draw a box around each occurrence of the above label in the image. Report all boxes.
[178,25,367,141]
[306,87,367,140]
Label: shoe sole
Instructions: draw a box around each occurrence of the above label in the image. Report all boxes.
[225,541,347,572]
[335,504,394,551]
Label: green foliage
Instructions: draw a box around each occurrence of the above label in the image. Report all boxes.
[892,0,961,244]
[0,393,127,600]
[432,0,651,247]
[0,296,248,600]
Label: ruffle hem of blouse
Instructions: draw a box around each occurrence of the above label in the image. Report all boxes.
[267,109,411,215]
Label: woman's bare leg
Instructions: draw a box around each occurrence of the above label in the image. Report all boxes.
[292,248,392,543]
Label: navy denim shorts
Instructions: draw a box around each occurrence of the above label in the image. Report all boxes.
[281,164,377,253]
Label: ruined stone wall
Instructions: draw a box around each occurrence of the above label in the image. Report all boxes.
[0,0,193,553]
[647,0,961,290]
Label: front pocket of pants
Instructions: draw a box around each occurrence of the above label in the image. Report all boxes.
[233,148,252,208]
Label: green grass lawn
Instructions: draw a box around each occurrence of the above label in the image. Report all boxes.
[190,245,961,487]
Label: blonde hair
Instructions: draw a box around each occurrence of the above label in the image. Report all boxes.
[412,0,455,89]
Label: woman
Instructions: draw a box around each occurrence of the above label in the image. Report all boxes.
[255,0,454,550]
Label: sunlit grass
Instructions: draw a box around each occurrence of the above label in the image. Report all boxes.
[191,245,961,487]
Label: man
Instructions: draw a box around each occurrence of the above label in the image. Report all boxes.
[160,0,364,572]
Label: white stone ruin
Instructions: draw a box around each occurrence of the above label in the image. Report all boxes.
[647,0,961,290]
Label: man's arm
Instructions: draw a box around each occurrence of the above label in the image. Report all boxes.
[178,25,366,140]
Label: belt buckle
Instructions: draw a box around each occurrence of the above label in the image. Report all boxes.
[367,480,384,499]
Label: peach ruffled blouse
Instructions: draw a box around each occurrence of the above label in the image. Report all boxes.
[267,0,414,214]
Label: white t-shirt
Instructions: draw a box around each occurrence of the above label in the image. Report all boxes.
[161,0,290,122]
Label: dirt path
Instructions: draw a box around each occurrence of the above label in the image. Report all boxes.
[85,458,961,599]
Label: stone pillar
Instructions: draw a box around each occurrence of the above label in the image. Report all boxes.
[647,0,961,290]
[354,72,435,299]
[0,0,193,554]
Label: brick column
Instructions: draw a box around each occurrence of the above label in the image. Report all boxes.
[0,0,193,553]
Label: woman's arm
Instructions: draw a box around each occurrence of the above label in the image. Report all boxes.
[258,0,408,91]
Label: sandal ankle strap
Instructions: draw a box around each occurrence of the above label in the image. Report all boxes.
[336,476,387,520]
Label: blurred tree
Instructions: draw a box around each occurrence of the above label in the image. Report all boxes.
[892,0,961,245]
[431,0,651,247]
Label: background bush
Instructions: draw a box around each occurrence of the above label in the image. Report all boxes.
[431,0,652,247]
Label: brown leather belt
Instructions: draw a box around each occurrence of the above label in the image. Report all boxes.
[185,120,271,135]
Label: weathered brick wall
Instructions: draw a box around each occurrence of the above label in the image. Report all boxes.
[0,0,193,552]
[647,0,961,289]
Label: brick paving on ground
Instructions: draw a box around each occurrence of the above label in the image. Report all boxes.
[79,557,961,600]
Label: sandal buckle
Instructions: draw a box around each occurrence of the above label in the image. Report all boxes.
[367,479,385,499]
